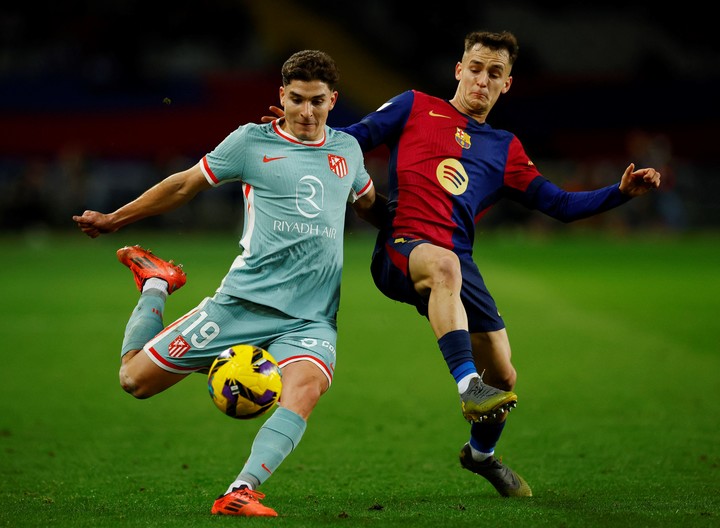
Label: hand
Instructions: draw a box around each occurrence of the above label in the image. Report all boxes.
[260,105,285,123]
[72,210,117,239]
[618,163,661,197]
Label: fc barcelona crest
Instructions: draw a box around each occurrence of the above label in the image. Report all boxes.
[454,127,472,150]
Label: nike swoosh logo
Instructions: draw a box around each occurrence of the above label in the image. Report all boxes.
[429,110,451,119]
[263,155,287,163]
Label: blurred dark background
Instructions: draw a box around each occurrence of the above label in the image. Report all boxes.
[2,1,718,234]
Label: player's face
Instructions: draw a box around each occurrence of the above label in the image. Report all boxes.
[279,80,337,142]
[452,44,513,120]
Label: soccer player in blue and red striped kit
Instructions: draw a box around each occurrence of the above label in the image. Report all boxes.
[351,30,661,497]
[267,30,661,497]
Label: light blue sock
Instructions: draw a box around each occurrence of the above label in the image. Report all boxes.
[121,290,166,356]
[232,406,307,490]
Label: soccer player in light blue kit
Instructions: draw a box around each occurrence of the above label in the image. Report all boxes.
[73,50,384,517]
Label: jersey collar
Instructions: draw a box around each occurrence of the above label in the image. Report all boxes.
[272,118,326,146]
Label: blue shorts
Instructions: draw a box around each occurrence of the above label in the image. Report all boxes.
[370,232,505,333]
[143,292,337,385]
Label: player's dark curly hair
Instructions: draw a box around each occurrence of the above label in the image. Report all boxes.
[463,30,520,66]
[281,50,340,90]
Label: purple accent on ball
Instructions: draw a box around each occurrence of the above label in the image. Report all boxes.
[254,389,277,405]
[257,360,276,375]
[222,384,239,406]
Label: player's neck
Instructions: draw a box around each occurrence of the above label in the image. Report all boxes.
[449,98,488,124]
[274,118,326,145]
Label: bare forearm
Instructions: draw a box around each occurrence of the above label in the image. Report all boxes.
[109,173,199,229]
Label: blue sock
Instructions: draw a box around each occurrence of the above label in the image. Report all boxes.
[469,420,506,454]
[438,330,477,383]
[121,290,166,356]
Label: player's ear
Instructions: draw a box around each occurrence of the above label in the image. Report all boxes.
[454,61,462,81]
[328,90,338,110]
[278,86,285,107]
[501,76,513,94]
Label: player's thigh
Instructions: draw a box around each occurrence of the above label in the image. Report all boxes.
[144,293,285,374]
[268,322,336,385]
[470,329,517,391]
[267,321,336,418]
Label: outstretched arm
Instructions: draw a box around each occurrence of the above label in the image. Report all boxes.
[72,162,211,238]
[529,163,661,223]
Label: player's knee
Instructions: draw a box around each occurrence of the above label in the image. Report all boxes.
[295,377,325,403]
[279,374,326,419]
[118,368,151,399]
[499,368,517,391]
[430,252,462,289]
[487,367,517,392]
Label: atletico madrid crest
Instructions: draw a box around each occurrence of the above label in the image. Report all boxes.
[327,154,348,178]
[168,335,191,358]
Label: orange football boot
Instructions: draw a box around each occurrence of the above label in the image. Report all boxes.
[211,487,277,517]
[116,245,186,294]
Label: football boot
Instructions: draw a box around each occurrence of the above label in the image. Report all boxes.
[116,245,186,294]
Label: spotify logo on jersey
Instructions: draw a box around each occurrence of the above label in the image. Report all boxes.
[436,158,469,195]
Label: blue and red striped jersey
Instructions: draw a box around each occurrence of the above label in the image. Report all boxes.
[342,90,629,256]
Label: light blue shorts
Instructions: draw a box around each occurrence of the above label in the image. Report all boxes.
[143,292,338,385]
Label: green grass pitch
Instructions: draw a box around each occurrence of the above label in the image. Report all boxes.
[1,228,718,527]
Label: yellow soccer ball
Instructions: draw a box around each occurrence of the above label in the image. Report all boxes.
[207,345,282,419]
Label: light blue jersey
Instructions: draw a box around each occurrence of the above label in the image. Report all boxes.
[200,119,373,323]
